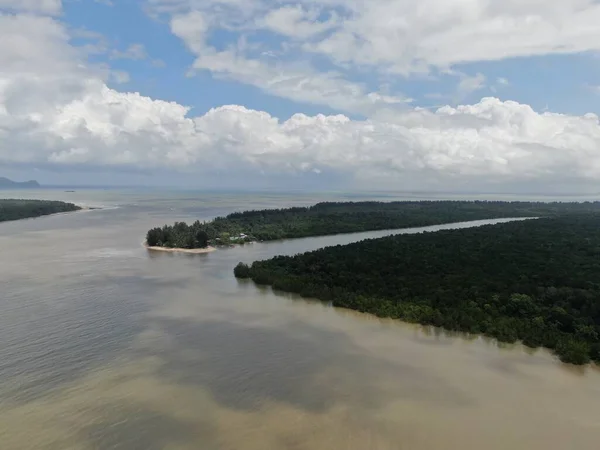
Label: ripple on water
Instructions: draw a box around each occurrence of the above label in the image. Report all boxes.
[0,192,599,450]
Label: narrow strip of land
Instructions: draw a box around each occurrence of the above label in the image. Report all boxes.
[145,200,600,251]
[0,199,81,223]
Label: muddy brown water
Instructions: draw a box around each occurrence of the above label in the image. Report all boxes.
[0,189,598,449]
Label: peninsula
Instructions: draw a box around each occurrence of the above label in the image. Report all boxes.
[0,199,81,223]
[145,200,600,251]
[0,177,41,188]
[235,214,600,365]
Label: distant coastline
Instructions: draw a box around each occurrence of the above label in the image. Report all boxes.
[143,242,216,254]
[0,199,86,223]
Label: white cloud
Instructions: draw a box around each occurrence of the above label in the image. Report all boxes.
[149,1,600,71]
[302,0,600,73]
[9,85,600,189]
[0,0,61,15]
[3,4,600,191]
[260,5,337,39]
[148,0,600,114]
[4,32,600,189]
[0,14,84,77]
[169,10,411,116]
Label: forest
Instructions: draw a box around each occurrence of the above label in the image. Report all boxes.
[146,200,600,249]
[0,199,81,222]
[235,214,600,365]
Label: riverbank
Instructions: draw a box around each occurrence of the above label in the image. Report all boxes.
[238,215,600,365]
[144,200,600,251]
[143,242,216,254]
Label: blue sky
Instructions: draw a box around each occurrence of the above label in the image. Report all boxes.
[68,0,347,119]
[1,0,600,191]
[64,0,600,118]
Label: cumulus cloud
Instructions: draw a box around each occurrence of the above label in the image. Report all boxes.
[4,67,600,189]
[3,3,600,191]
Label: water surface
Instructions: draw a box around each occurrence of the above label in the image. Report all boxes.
[0,189,599,449]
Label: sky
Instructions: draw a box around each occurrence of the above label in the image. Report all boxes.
[1,0,600,192]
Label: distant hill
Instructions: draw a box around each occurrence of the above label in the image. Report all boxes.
[0,177,41,188]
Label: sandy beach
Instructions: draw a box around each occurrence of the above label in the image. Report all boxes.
[143,243,216,254]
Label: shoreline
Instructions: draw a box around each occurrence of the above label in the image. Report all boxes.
[0,204,99,224]
[143,242,216,254]
[45,205,101,217]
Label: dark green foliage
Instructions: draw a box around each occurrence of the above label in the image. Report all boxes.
[195,230,209,248]
[242,215,600,365]
[234,262,251,279]
[146,227,163,247]
[146,221,212,249]
[146,200,600,249]
[0,199,80,222]
[555,339,591,365]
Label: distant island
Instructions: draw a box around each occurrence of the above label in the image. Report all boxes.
[0,199,81,222]
[0,177,41,188]
[145,200,600,251]
[235,214,600,365]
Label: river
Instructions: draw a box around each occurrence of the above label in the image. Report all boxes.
[0,189,598,450]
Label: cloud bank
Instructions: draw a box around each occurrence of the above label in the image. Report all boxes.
[1,1,600,190]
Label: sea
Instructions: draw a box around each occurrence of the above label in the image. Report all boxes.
[0,188,599,450]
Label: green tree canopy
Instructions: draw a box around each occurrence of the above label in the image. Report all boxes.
[0,199,80,222]
[238,214,600,365]
[145,200,600,249]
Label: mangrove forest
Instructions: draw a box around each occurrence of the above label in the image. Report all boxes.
[235,214,600,365]
[145,200,600,249]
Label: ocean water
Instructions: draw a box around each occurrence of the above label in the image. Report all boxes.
[0,189,599,450]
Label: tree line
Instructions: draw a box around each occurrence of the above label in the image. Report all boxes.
[0,199,80,222]
[146,200,600,249]
[235,214,600,365]
[146,221,210,249]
